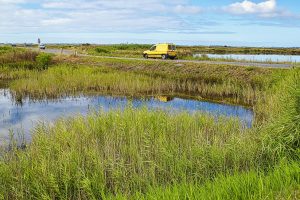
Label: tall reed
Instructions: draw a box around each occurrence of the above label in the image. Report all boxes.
[0,108,257,199]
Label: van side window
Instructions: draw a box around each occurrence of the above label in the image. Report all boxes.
[150,45,156,51]
[168,45,176,50]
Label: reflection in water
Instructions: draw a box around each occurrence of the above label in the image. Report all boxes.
[155,96,174,102]
[0,89,253,142]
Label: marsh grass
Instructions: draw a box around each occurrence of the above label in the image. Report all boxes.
[0,49,38,64]
[1,68,300,198]
[177,46,300,56]
[0,66,40,80]
[0,108,259,199]
[9,63,258,105]
[260,69,300,161]
[76,56,282,89]
[9,64,173,99]
[1,82,299,199]
[0,50,299,199]
[0,50,287,106]
[0,48,54,72]
[131,160,300,200]
[9,56,286,106]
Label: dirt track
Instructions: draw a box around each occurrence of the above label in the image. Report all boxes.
[38,48,294,69]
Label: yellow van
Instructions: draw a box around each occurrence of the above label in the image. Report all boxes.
[143,43,177,59]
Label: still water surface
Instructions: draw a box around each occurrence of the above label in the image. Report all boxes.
[0,89,253,142]
[194,54,300,63]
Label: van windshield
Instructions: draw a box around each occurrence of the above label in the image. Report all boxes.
[168,45,176,50]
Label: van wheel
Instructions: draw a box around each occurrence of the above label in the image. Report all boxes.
[144,54,148,59]
[162,54,168,60]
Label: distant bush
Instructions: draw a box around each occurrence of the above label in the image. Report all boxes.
[91,44,151,55]
[0,50,52,70]
[200,54,209,59]
[243,49,251,54]
[0,46,13,54]
[14,51,38,61]
[35,53,52,70]
[95,47,110,54]
[214,49,226,54]
[0,50,38,65]
[113,44,151,50]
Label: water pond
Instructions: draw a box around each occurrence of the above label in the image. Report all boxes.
[0,89,253,142]
[194,53,300,63]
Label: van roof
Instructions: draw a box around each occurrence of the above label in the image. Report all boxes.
[156,43,175,45]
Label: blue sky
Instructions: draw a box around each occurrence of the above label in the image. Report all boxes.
[1,0,300,47]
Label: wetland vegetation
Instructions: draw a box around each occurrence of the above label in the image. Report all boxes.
[46,44,300,63]
[0,47,299,199]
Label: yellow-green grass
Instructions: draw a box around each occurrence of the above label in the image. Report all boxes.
[130,161,299,200]
[0,67,38,80]
[0,68,299,199]
[0,109,252,199]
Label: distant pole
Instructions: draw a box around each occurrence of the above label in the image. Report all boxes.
[60,48,63,61]
[37,38,41,52]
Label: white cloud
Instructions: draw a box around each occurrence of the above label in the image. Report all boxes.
[41,18,72,26]
[7,0,299,45]
[42,2,76,9]
[0,0,204,35]
[0,0,26,3]
[174,5,202,14]
[224,0,290,17]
